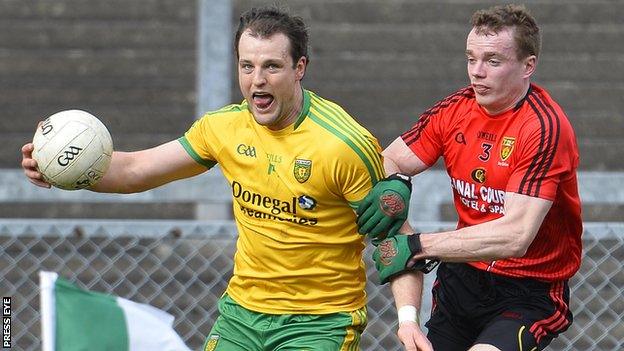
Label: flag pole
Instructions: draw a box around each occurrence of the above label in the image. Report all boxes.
[39,271,58,351]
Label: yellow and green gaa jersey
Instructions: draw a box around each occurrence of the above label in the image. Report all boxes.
[179,90,384,314]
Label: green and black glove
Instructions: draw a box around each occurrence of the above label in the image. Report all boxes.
[372,233,440,284]
[357,173,412,240]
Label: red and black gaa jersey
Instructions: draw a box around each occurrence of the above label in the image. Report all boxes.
[402,83,582,281]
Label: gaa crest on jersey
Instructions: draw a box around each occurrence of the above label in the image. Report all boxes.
[298,195,317,210]
[471,167,486,184]
[294,159,312,183]
[500,136,516,161]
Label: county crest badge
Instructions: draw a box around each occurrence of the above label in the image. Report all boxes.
[294,159,312,183]
[500,136,516,161]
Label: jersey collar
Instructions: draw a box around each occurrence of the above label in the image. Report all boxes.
[513,84,532,111]
[293,88,311,130]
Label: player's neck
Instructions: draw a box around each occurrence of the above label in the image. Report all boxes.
[484,81,531,116]
[269,86,304,131]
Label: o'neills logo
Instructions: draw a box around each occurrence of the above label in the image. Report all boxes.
[379,191,405,217]
[471,168,486,184]
[378,240,397,266]
[500,136,515,161]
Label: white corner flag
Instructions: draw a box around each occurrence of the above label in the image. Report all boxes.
[39,271,191,351]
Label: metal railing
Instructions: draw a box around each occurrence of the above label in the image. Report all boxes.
[4,169,624,222]
[1,220,623,350]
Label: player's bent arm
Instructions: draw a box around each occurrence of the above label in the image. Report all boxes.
[383,139,432,350]
[383,137,430,176]
[417,192,552,262]
[90,140,207,194]
[391,272,424,320]
[379,138,430,309]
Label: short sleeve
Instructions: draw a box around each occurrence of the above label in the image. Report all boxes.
[178,116,218,169]
[400,112,444,167]
[400,88,474,166]
[335,134,385,208]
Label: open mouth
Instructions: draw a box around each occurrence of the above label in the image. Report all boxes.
[252,92,274,110]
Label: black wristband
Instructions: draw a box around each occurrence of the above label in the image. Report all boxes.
[386,173,412,191]
[407,232,422,255]
[407,232,439,274]
[412,258,440,274]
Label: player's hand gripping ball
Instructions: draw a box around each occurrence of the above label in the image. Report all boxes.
[357,173,412,240]
[32,110,113,190]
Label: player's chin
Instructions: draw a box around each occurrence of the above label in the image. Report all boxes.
[252,110,279,126]
[475,95,496,109]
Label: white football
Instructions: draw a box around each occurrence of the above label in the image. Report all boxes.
[32,109,113,190]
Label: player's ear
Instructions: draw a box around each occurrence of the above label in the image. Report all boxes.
[523,55,537,78]
[295,56,307,81]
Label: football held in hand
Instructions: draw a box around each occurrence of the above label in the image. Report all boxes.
[32,109,113,190]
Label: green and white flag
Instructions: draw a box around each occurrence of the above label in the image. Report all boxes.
[39,271,191,351]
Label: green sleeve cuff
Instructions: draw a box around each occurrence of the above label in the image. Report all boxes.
[177,136,217,169]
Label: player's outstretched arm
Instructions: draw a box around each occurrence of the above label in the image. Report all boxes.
[90,140,207,194]
[417,192,552,262]
[373,193,552,266]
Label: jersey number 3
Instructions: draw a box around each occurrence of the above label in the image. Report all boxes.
[479,143,492,162]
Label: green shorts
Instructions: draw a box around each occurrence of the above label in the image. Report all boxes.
[202,294,367,351]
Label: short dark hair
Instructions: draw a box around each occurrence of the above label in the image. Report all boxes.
[234,6,309,68]
[471,4,541,59]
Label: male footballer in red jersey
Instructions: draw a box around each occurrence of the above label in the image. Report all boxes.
[356,4,582,351]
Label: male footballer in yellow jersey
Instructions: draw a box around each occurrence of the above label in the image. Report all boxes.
[22,6,384,350]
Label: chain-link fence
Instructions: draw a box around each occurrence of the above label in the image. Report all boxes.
[2,220,623,350]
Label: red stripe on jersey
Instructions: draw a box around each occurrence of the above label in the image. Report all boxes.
[402,87,474,146]
[430,278,440,315]
[532,93,562,196]
[529,281,570,343]
[518,91,561,197]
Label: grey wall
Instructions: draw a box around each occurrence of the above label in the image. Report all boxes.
[0,0,197,167]
[234,0,624,170]
[1,0,622,219]
[2,1,622,170]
